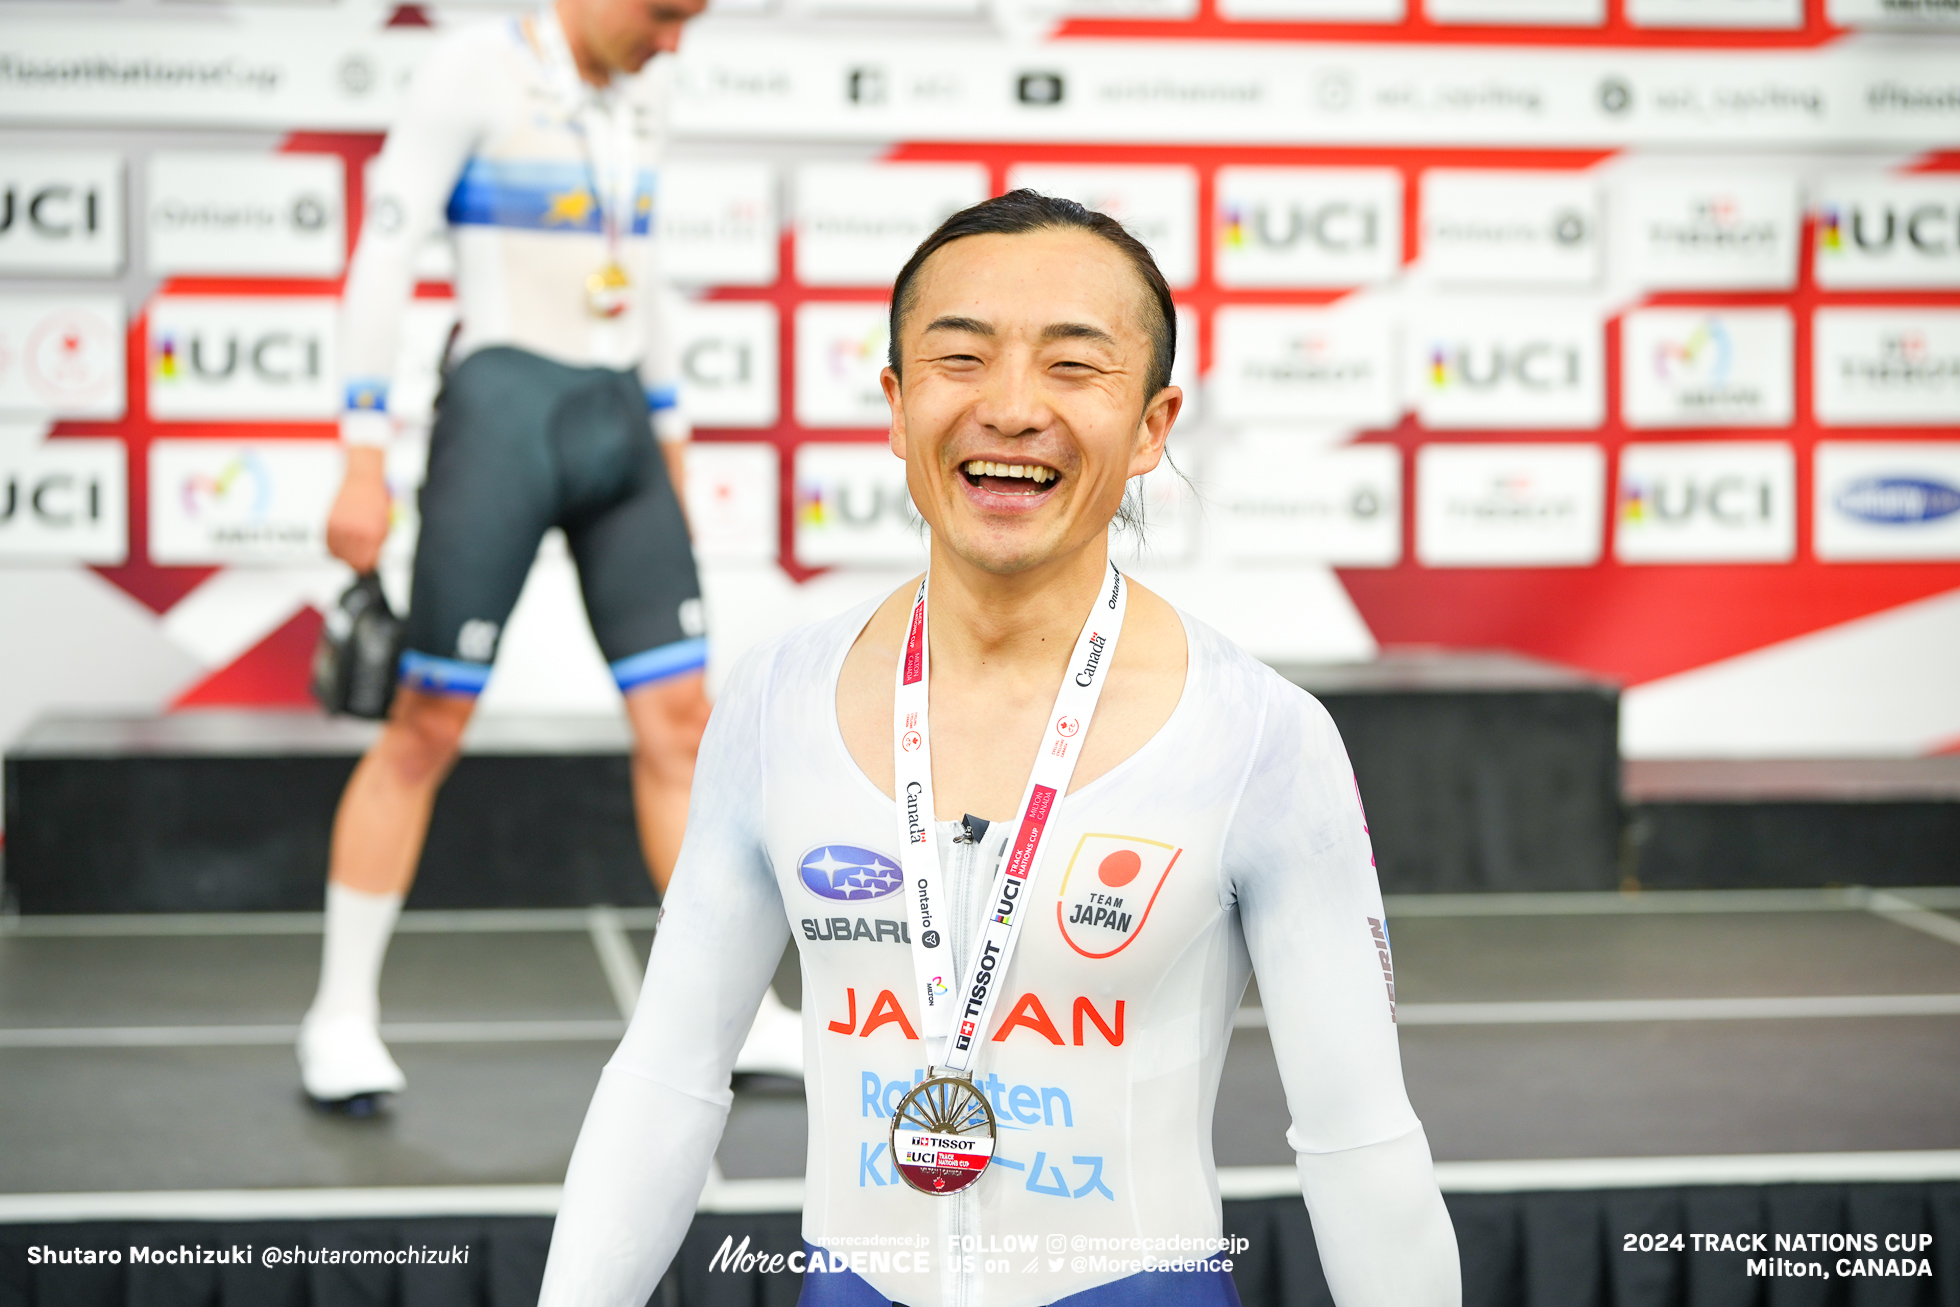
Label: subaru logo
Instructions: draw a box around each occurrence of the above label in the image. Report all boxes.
[799,845,903,901]
[1836,477,1960,525]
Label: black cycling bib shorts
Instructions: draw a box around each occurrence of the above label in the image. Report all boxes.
[398,345,705,697]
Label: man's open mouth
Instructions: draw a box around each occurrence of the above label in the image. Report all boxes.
[962,460,1059,496]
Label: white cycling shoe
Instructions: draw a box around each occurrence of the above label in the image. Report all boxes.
[298,1011,407,1114]
[732,987,805,1081]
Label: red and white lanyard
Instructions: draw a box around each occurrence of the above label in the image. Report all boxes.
[893,560,1128,1076]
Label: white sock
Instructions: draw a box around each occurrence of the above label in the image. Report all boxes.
[305,884,404,1028]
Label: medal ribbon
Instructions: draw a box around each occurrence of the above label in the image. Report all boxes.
[533,8,639,277]
[893,560,1127,1078]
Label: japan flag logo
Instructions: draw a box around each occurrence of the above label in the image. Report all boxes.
[1054,833,1182,960]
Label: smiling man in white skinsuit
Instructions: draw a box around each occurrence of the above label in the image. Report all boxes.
[536,191,1460,1306]
[299,0,803,1113]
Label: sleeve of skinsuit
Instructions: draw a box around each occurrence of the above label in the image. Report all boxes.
[1224,675,1461,1307]
[337,32,487,448]
[633,58,689,446]
[538,644,789,1306]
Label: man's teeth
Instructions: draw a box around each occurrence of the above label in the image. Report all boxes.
[963,461,1056,484]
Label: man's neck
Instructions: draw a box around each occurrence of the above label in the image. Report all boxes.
[553,0,611,86]
[925,535,1112,680]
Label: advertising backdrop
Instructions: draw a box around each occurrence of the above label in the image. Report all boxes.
[1,0,1958,778]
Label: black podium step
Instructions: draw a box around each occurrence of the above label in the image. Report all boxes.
[1626,757,1960,890]
[3,713,654,915]
[1276,652,1622,896]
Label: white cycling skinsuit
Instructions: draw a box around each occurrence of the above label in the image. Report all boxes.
[537,596,1462,1306]
[338,6,685,450]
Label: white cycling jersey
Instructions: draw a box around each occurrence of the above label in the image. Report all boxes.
[339,8,684,447]
[540,590,1460,1307]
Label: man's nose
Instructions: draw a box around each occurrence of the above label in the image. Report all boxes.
[974,354,1051,438]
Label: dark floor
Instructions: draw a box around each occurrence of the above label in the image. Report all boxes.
[3,889,1957,1195]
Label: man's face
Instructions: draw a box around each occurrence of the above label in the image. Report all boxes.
[581,0,708,74]
[882,228,1181,577]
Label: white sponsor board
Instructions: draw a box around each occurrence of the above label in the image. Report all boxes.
[1425,0,1602,22]
[793,441,924,567]
[1620,308,1794,428]
[0,295,126,419]
[1814,441,1960,561]
[795,301,890,430]
[1614,441,1795,564]
[1209,439,1402,565]
[1418,170,1600,287]
[146,151,345,278]
[1214,167,1403,289]
[1617,170,1800,291]
[679,301,779,429]
[0,437,126,563]
[684,441,779,562]
[1005,164,1198,289]
[1220,0,1403,17]
[794,163,988,287]
[1210,305,1399,427]
[148,438,343,564]
[146,296,338,421]
[1812,175,1960,290]
[1416,442,1605,566]
[1828,0,1960,25]
[658,161,778,287]
[1626,0,1801,26]
[1407,302,1603,430]
[1812,308,1960,427]
[0,150,123,275]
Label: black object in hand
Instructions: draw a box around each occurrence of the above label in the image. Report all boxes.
[312,573,405,720]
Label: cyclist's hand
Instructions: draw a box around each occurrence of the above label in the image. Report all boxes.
[326,448,391,574]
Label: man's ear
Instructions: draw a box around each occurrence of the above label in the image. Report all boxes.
[1129,385,1181,479]
[882,366,907,458]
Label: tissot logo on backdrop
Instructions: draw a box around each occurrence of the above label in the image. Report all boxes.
[1812,308,1960,426]
[0,296,126,419]
[1418,170,1600,287]
[1417,443,1606,567]
[1209,441,1402,565]
[0,151,123,275]
[1210,307,1399,427]
[678,301,778,427]
[0,438,126,563]
[794,302,890,429]
[1620,308,1794,428]
[147,297,338,421]
[1812,176,1960,289]
[1004,164,1198,289]
[1410,303,1603,429]
[1814,442,1960,561]
[1614,441,1795,564]
[145,152,345,278]
[147,439,342,564]
[798,845,904,903]
[794,162,988,287]
[793,442,925,567]
[656,161,778,287]
[1213,167,1402,288]
[682,442,778,562]
[1619,172,1799,290]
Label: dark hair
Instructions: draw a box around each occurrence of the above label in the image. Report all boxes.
[886,189,1177,400]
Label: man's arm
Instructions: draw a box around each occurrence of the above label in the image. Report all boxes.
[1227,680,1461,1306]
[538,645,786,1304]
[329,33,486,572]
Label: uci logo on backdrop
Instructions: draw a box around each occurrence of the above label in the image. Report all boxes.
[0,439,127,565]
[0,152,124,276]
[146,297,339,421]
[1214,166,1402,288]
[1812,176,1960,290]
[1410,303,1604,429]
[1614,442,1795,565]
[678,301,779,428]
[792,442,924,568]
